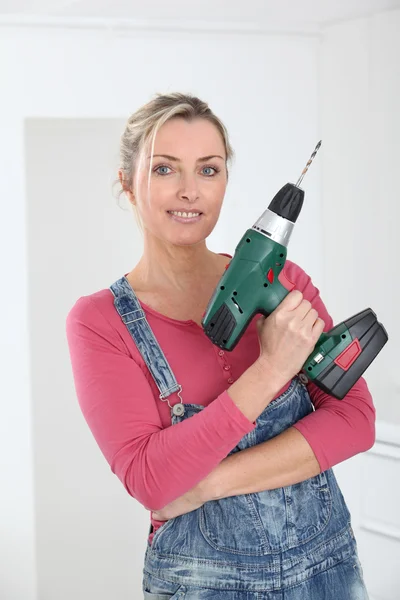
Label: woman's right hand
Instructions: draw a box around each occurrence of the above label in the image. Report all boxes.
[256,290,325,384]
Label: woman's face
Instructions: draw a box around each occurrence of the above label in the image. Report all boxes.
[130,117,228,247]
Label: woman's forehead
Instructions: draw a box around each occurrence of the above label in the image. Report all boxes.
[152,118,225,154]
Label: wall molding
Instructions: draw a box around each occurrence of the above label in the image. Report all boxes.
[360,518,400,542]
[375,420,400,448]
[361,422,400,545]
[0,14,321,37]
[368,442,400,461]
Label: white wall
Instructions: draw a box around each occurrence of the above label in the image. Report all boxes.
[320,10,400,425]
[0,24,321,600]
[320,10,400,599]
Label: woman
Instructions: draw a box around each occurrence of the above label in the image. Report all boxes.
[66,93,374,598]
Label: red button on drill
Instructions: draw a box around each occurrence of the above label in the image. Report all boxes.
[267,268,274,283]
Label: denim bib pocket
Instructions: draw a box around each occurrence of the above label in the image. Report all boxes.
[143,571,186,599]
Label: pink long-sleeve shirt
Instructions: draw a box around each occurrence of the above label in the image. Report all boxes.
[65,257,375,544]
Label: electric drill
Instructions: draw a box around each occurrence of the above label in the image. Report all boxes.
[201,142,388,399]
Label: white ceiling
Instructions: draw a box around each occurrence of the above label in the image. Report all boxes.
[1,0,400,27]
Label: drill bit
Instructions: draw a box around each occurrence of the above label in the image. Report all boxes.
[295,140,322,188]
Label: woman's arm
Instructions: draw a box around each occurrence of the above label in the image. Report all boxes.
[65,295,257,512]
[205,262,375,497]
[151,426,318,520]
[154,372,374,519]
[204,425,319,500]
[66,295,285,512]
[152,261,376,520]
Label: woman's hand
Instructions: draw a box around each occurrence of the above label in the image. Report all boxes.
[151,485,206,521]
[256,289,325,383]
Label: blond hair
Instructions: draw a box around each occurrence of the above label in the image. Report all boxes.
[116,92,234,232]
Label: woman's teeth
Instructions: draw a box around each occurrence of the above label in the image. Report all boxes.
[168,211,201,218]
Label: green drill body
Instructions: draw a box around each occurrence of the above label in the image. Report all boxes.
[202,229,352,384]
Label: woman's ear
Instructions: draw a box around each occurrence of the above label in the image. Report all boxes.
[118,169,135,205]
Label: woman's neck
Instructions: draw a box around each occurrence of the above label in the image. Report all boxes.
[129,239,222,295]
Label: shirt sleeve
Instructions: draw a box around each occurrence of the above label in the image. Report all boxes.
[65,296,256,511]
[283,260,376,472]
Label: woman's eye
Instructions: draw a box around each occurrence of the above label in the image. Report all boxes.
[202,166,218,176]
[155,165,172,175]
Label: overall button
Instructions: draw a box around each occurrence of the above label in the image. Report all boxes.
[218,350,224,356]
[298,373,309,385]
[224,365,231,371]
[172,403,185,416]
[227,378,234,384]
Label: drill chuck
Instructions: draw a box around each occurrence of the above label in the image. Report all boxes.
[268,183,304,223]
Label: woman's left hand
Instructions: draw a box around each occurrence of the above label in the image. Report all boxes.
[151,486,206,521]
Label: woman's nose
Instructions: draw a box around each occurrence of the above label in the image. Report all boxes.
[178,173,200,202]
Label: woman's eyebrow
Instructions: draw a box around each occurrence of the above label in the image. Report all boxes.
[149,154,224,162]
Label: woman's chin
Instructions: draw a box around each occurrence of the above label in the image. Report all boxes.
[161,223,211,245]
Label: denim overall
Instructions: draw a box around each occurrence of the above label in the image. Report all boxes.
[110,276,369,600]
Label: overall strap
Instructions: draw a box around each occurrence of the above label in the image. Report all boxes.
[109,276,182,408]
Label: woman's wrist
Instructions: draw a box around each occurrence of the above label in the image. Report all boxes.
[195,472,218,503]
[253,356,287,390]
[226,357,287,424]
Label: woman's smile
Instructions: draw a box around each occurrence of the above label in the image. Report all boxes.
[167,210,203,223]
